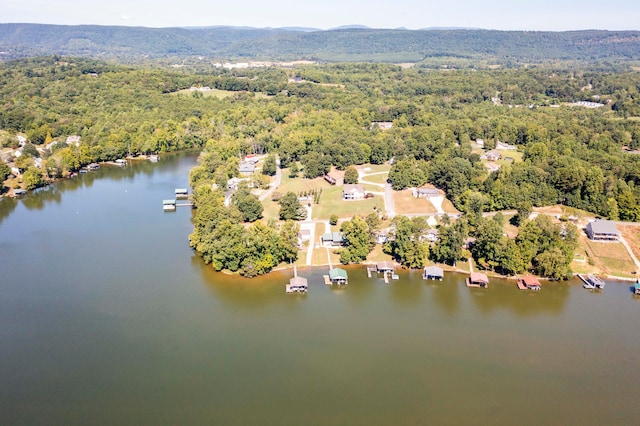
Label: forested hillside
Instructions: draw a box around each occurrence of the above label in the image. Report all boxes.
[1,24,640,65]
[1,57,640,274]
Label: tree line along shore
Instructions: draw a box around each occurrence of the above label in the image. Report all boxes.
[1,57,639,278]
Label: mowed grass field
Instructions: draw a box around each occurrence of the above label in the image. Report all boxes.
[580,235,637,277]
[313,186,383,220]
[394,191,437,215]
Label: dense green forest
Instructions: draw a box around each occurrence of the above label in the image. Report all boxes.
[1,24,640,66]
[2,56,640,276]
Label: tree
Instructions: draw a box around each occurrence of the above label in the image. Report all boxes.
[535,247,568,279]
[339,216,372,264]
[329,214,338,225]
[430,218,468,266]
[288,162,300,178]
[279,192,307,221]
[22,166,45,190]
[343,166,359,184]
[262,154,277,176]
[385,216,429,268]
[471,218,505,271]
[233,186,263,222]
[278,220,300,262]
[21,143,40,158]
[0,162,11,182]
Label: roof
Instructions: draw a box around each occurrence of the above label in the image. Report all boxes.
[424,266,444,276]
[343,184,365,194]
[486,149,501,157]
[238,162,255,173]
[289,276,308,287]
[587,220,620,235]
[322,232,343,242]
[521,275,541,287]
[376,261,394,270]
[416,187,440,196]
[329,268,348,279]
[470,272,489,284]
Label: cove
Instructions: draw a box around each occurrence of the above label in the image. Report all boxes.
[1,153,639,425]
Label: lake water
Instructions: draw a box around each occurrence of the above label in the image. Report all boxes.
[1,153,639,425]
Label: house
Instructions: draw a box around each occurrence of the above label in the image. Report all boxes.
[324,174,337,185]
[321,232,344,247]
[585,220,620,241]
[342,184,366,200]
[16,135,27,146]
[475,138,485,148]
[423,265,444,280]
[413,187,441,199]
[329,268,348,285]
[517,275,541,290]
[485,150,502,161]
[66,135,81,146]
[298,229,311,246]
[376,229,390,244]
[376,261,395,274]
[238,162,255,175]
[496,141,517,150]
[466,272,489,288]
[227,177,241,190]
[371,121,393,130]
[422,229,439,243]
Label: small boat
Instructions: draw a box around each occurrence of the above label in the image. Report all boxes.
[391,273,399,280]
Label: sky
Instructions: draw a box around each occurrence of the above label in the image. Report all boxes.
[1,0,639,31]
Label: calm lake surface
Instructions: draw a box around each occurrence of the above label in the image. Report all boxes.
[1,153,639,425]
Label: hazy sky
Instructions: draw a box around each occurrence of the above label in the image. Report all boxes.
[1,0,639,31]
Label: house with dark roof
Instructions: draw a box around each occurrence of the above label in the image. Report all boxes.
[585,220,620,241]
[413,187,441,199]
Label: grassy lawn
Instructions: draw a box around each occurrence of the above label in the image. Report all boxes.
[366,244,394,263]
[501,213,519,238]
[360,173,388,185]
[497,150,523,164]
[581,236,637,277]
[441,198,460,215]
[394,190,437,215]
[619,225,640,261]
[361,183,384,193]
[172,88,241,99]
[313,187,383,220]
[358,164,390,174]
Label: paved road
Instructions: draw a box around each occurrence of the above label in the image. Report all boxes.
[259,155,281,202]
[384,183,396,218]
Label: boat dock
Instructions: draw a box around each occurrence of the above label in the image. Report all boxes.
[578,274,605,289]
[175,188,189,199]
[163,199,176,211]
[517,276,541,291]
[286,265,308,294]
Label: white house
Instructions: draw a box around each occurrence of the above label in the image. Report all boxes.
[342,184,366,200]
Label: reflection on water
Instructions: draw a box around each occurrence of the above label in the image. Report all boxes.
[1,152,639,425]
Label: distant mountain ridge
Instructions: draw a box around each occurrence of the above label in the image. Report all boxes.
[1,23,639,64]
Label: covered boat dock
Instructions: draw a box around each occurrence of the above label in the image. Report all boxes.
[423,266,444,281]
[517,275,541,291]
[467,272,489,288]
